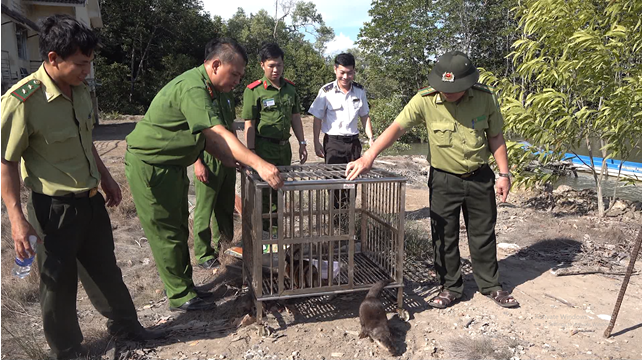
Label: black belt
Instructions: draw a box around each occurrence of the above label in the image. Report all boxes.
[256,135,289,145]
[434,164,489,179]
[326,134,359,142]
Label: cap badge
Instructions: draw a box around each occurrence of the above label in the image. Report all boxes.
[442,72,455,82]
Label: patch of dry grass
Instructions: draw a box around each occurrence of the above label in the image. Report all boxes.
[448,336,515,360]
[2,203,45,360]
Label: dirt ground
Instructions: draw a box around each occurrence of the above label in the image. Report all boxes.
[1,116,641,360]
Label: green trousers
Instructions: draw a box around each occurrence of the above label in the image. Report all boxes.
[256,138,292,231]
[125,151,196,308]
[193,152,236,264]
[27,191,142,357]
[428,165,502,297]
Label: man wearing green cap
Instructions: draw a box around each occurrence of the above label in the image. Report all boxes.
[346,51,519,309]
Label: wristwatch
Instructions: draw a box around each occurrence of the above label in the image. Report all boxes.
[498,172,511,178]
[299,140,307,146]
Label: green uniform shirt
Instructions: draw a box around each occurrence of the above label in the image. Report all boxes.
[1,64,100,196]
[395,84,504,174]
[219,92,236,131]
[241,76,300,141]
[126,65,223,167]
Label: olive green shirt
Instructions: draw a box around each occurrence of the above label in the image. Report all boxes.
[1,64,100,196]
[126,65,223,167]
[241,76,301,141]
[395,85,504,174]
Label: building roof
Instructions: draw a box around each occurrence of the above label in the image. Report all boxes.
[1,4,40,32]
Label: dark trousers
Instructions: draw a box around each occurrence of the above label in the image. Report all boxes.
[428,165,502,297]
[27,191,142,357]
[323,134,362,209]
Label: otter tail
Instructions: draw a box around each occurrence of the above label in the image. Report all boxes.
[365,279,392,299]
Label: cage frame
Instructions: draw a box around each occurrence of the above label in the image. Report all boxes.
[240,164,407,328]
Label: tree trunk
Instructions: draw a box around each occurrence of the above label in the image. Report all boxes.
[586,136,604,217]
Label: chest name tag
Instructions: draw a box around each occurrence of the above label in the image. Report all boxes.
[263,98,276,107]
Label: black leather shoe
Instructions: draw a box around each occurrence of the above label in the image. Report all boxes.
[195,289,214,299]
[169,297,217,312]
[111,327,168,341]
[51,344,87,359]
[198,258,220,270]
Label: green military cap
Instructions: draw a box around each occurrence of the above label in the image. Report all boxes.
[428,51,479,93]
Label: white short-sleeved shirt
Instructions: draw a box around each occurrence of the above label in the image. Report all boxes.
[308,81,369,136]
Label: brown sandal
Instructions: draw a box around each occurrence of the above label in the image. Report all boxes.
[428,290,460,309]
[487,290,519,308]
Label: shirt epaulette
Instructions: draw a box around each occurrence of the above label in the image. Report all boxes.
[284,78,295,86]
[247,80,262,90]
[419,86,438,97]
[322,83,333,92]
[472,83,493,94]
[352,82,363,89]
[10,79,42,102]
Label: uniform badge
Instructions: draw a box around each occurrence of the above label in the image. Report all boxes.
[442,72,455,82]
[263,98,276,107]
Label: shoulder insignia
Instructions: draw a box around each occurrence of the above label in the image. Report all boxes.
[284,78,295,86]
[352,82,363,89]
[418,86,438,97]
[472,83,493,94]
[247,80,262,90]
[10,79,42,102]
[322,83,334,93]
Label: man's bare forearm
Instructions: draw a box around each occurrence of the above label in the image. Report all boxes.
[291,114,305,142]
[313,117,322,143]
[361,115,373,140]
[244,120,255,149]
[204,125,267,169]
[488,133,509,173]
[92,144,113,180]
[1,159,27,225]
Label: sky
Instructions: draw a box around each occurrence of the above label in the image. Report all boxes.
[201,0,373,55]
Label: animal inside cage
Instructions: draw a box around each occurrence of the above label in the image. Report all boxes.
[240,164,407,325]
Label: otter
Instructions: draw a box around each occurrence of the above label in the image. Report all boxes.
[284,245,319,289]
[359,279,396,355]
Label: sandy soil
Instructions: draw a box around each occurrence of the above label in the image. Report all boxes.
[1,116,641,360]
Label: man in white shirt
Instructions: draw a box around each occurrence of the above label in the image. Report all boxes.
[309,53,373,164]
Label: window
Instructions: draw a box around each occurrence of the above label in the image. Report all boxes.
[16,25,28,60]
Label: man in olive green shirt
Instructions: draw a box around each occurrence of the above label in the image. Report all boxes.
[126,38,282,312]
[242,43,306,234]
[1,15,161,359]
[346,51,519,309]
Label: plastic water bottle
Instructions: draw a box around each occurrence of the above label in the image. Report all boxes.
[12,235,38,279]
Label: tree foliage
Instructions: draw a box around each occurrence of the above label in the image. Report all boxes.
[95,1,332,115]
[481,0,642,216]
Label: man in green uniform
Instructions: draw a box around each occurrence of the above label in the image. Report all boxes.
[126,38,282,312]
[0,15,162,359]
[346,51,519,309]
[242,43,307,234]
[192,75,237,270]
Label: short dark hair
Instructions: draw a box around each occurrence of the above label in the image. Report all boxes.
[334,53,355,68]
[204,38,248,65]
[38,14,98,61]
[259,42,284,63]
